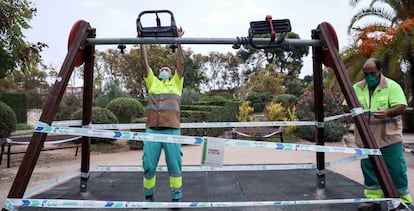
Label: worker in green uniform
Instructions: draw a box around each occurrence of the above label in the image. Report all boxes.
[349,58,412,210]
[140,27,185,203]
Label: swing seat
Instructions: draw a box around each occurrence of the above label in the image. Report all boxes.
[136,10,178,37]
[249,19,291,35]
[248,16,291,49]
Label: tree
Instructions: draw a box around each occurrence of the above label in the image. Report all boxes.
[193,52,242,92]
[245,64,285,95]
[0,0,46,78]
[237,32,309,78]
[346,0,414,102]
[94,79,127,108]
[95,45,204,97]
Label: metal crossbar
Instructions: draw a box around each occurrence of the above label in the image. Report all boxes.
[85,37,321,47]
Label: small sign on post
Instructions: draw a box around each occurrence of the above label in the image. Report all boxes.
[201,137,225,167]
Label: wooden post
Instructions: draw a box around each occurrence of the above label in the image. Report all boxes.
[6,21,93,199]
[311,29,326,189]
[80,28,96,192]
[316,22,399,197]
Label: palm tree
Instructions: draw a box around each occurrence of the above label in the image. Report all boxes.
[334,0,414,105]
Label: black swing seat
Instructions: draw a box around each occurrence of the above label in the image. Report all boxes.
[248,17,291,49]
[136,10,178,37]
[249,19,291,35]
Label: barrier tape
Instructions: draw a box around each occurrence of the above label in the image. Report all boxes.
[50,109,373,130]
[90,164,316,172]
[52,121,316,130]
[35,122,381,155]
[3,198,401,210]
[90,155,366,172]
[36,122,204,145]
[6,136,81,145]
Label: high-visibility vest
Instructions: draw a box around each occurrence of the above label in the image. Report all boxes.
[144,68,184,128]
[353,75,407,148]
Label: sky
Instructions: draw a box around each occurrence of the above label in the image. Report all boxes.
[24,0,361,79]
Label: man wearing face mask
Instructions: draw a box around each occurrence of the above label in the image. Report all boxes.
[351,58,412,210]
[139,27,185,204]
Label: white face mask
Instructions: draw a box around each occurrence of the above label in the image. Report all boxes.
[159,70,170,80]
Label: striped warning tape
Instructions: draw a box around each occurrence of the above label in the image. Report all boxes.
[52,120,316,129]
[89,156,367,172]
[34,122,381,155]
[6,136,81,145]
[3,198,401,210]
[50,108,372,129]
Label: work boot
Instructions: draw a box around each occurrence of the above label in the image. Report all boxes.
[358,202,382,211]
[144,195,154,202]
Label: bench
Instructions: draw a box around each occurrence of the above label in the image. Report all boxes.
[0,135,81,168]
[232,127,283,142]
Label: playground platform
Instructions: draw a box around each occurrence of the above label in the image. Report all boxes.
[13,167,380,210]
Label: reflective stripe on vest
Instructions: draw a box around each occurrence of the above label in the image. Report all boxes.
[147,93,181,113]
[149,94,181,102]
[147,104,180,112]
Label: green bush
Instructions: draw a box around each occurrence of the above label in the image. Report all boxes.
[55,95,82,120]
[181,88,201,105]
[106,97,144,123]
[246,92,274,113]
[26,90,45,109]
[0,101,17,138]
[273,94,298,109]
[294,90,348,142]
[94,80,127,108]
[181,97,240,137]
[0,93,27,123]
[72,107,119,144]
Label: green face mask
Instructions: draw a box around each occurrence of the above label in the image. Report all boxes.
[365,74,379,88]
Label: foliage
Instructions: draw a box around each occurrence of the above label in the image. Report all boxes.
[294,90,348,142]
[193,52,242,91]
[0,101,17,138]
[237,101,255,122]
[237,32,309,77]
[245,64,286,96]
[95,45,205,97]
[106,97,144,123]
[181,88,202,105]
[16,123,32,130]
[26,90,46,109]
[264,102,288,121]
[94,79,127,108]
[72,107,118,144]
[284,107,298,135]
[181,97,239,137]
[273,94,298,109]
[0,93,27,123]
[246,92,274,113]
[55,95,81,120]
[0,0,46,78]
[183,52,205,91]
[284,78,306,97]
[345,0,414,100]
[262,101,298,135]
